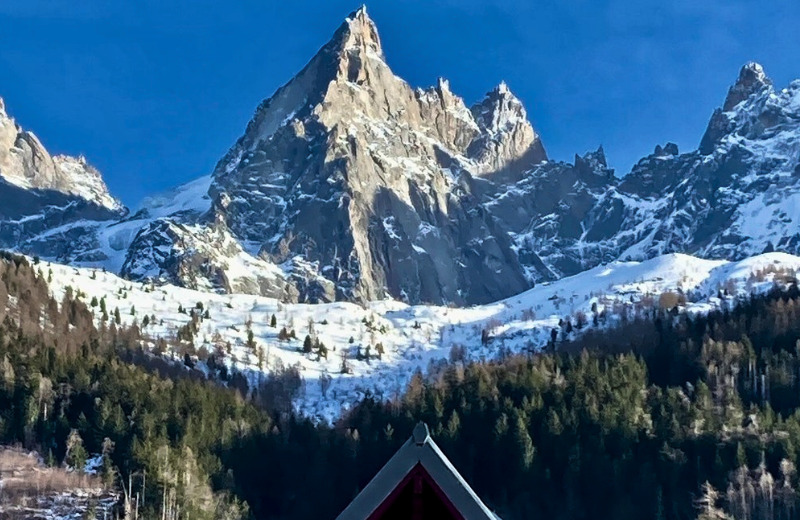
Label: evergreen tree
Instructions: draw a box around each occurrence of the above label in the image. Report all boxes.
[64,429,87,472]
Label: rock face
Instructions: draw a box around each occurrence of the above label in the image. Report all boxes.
[207,7,545,304]
[2,10,800,307]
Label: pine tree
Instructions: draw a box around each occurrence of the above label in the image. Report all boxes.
[65,429,87,472]
[340,350,350,374]
[100,437,116,486]
[513,414,535,471]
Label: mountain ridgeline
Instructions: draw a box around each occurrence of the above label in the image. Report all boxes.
[1,8,800,305]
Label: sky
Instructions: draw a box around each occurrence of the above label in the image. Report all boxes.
[1,0,799,208]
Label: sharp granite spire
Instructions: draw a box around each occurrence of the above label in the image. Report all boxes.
[723,61,772,111]
[700,61,777,153]
[468,81,548,179]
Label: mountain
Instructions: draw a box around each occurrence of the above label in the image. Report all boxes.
[0,97,127,263]
[0,99,122,212]
[119,7,554,305]
[1,9,800,308]
[200,7,549,304]
[486,61,800,279]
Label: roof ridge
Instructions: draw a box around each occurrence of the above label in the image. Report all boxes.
[336,422,500,520]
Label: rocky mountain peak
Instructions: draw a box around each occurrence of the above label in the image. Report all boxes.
[471,82,527,136]
[435,77,453,95]
[204,8,551,304]
[653,142,679,156]
[574,146,611,175]
[0,97,123,212]
[212,5,396,177]
[723,62,772,111]
[131,14,800,309]
[700,63,775,154]
[329,5,384,74]
[468,82,547,179]
[345,6,380,48]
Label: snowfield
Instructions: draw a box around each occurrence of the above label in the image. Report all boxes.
[40,251,800,424]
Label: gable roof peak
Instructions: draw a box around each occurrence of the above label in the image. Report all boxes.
[413,421,430,445]
[336,422,500,520]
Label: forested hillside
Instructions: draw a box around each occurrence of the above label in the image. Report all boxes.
[3,252,800,519]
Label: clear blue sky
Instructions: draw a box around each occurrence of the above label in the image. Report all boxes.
[1,0,798,207]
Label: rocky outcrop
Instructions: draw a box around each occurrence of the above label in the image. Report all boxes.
[120,218,291,298]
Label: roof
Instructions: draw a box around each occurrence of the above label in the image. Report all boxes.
[336,422,500,520]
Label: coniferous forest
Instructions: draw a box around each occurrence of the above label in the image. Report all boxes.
[4,252,800,519]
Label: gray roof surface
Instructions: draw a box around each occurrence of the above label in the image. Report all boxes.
[335,422,500,520]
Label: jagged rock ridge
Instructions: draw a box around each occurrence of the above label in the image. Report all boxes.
[495,61,800,278]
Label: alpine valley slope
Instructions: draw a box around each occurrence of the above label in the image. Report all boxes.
[41,251,800,423]
[2,8,800,308]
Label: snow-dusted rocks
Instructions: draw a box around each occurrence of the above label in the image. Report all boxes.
[468,81,548,181]
[0,97,127,264]
[496,62,800,280]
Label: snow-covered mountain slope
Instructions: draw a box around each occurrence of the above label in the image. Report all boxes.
[41,251,800,423]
